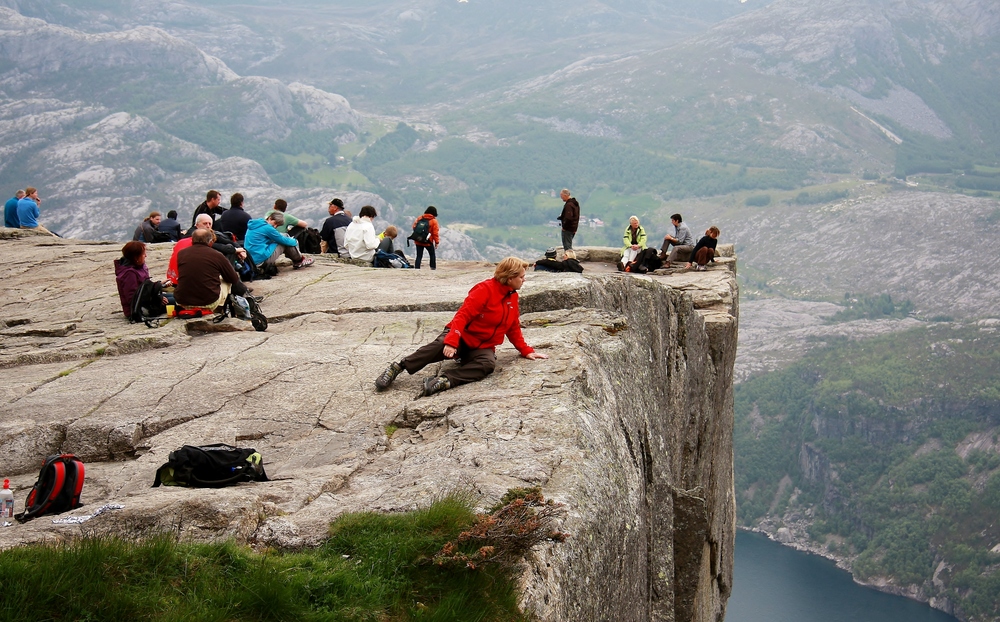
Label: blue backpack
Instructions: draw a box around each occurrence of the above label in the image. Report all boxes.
[373,249,411,269]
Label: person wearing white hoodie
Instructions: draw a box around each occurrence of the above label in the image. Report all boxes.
[345,205,380,262]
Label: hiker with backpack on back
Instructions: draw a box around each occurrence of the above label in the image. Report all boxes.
[409,205,440,270]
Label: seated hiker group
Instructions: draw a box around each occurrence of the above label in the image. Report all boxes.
[617,213,720,274]
[4,186,58,236]
[114,191,447,321]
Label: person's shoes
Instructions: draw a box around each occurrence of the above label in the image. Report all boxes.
[293,257,315,269]
[375,362,403,391]
[422,376,451,397]
[250,295,265,303]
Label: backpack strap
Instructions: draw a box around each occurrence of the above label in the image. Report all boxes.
[67,459,85,508]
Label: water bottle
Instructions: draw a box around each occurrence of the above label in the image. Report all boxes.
[0,479,13,518]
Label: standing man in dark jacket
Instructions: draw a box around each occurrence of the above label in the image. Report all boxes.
[191,190,225,230]
[557,188,580,252]
[218,193,251,243]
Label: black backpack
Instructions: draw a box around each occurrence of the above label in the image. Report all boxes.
[408,218,431,246]
[16,454,85,523]
[152,444,269,488]
[293,227,322,254]
[130,278,167,327]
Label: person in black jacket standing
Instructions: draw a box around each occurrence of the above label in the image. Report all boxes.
[557,188,580,252]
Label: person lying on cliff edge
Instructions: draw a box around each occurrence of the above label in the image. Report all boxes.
[375,257,549,397]
[686,226,720,271]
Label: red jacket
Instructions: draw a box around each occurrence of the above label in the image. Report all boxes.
[445,278,534,356]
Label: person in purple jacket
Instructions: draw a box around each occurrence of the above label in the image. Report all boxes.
[114,241,152,318]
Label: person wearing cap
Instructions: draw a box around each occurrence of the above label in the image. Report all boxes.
[320,198,351,257]
[374,257,548,397]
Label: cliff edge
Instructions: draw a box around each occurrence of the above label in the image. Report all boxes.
[0,231,738,622]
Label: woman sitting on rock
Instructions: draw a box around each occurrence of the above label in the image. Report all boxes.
[619,215,647,271]
[374,257,549,397]
[114,241,151,318]
[687,226,720,271]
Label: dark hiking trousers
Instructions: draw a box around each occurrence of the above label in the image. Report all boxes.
[694,246,716,266]
[400,329,496,387]
[415,244,436,269]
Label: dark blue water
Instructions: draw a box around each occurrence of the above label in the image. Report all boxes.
[727,531,959,622]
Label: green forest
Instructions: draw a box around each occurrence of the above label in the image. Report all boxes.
[734,320,1000,621]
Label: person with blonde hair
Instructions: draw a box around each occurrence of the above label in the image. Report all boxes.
[619,215,647,271]
[375,257,548,397]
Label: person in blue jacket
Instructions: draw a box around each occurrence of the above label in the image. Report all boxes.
[17,187,56,236]
[244,211,314,271]
[4,190,24,228]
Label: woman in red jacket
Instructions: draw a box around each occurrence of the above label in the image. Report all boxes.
[375,257,549,396]
[411,205,440,270]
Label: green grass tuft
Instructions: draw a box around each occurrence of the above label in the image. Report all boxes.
[0,495,531,622]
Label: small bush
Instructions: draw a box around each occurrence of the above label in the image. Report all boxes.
[745,194,771,207]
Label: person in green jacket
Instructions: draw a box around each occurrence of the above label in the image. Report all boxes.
[619,215,647,271]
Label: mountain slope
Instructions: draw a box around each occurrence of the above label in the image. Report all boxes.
[470,0,1000,174]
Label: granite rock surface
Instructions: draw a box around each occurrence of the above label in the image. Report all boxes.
[0,233,737,622]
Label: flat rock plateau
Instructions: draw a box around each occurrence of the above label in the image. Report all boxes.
[0,231,738,622]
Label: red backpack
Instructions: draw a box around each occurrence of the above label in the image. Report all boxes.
[15,454,85,523]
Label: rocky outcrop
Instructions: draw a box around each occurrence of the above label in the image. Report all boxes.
[0,235,738,622]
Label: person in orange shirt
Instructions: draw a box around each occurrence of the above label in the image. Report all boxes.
[410,205,440,270]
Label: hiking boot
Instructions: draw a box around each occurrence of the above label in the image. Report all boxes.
[422,376,451,397]
[375,361,403,391]
[293,257,315,269]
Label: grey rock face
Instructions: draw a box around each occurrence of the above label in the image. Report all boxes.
[0,236,737,622]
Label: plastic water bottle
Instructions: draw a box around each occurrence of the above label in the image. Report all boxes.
[0,479,13,518]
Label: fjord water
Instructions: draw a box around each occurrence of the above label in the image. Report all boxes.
[727,532,959,622]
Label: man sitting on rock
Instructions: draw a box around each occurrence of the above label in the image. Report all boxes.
[4,189,24,228]
[375,257,548,397]
[320,198,351,257]
[265,198,308,235]
[191,190,225,231]
[158,210,183,242]
[166,214,251,285]
[174,229,248,311]
[218,193,251,243]
[245,211,314,271]
[660,213,694,267]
